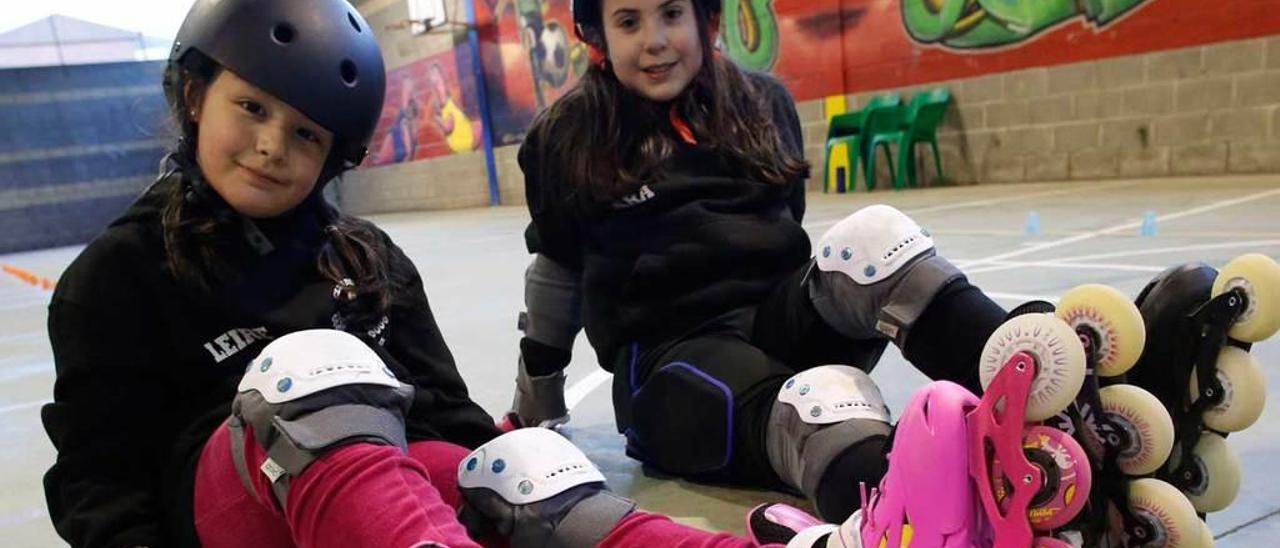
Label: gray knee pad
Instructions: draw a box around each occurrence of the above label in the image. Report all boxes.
[457,428,636,547]
[521,254,582,350]
[766,365,892,499]
[510,254,582,426]
[806,204,963,346]
[228,329,414,508]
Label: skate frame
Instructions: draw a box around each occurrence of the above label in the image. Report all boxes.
[1053,335,1155,546]
[1161,286,1248,508]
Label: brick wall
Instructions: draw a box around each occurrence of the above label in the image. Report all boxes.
[793,36,1280,189]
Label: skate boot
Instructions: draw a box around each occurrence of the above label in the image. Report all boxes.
[820,350,1091,547]
[1130,255,1278,518]
[770,380,996,547]
[775,314,1096,547]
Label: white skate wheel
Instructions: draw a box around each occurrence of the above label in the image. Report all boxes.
[1056,284,1145,377]
[1182,432,1241,514]
[980,314,1087,422]
[1099,385,1175,476]
[1195,519,1215,547]
[1212,253,1280,342]
[1124,478,1201,548]
[1191,347,1266,433]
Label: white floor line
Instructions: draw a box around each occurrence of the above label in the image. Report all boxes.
[1024,240,1280,264]
[0,506,47,529]
[0,331,47,346]
[0,399,47,415]
[802,180,1139,229]
[985,292,1060,304]
[957,260,1166,273]
[962,187,1280,273]
[0,297,50,313]
[901,180,1140,216]
[564,369,612,411]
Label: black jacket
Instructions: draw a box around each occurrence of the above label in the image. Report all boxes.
[522,73,810,366]
[41,171,500,548]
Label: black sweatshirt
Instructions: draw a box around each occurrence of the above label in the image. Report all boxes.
[41,172,500,548]
[522,73,810,366]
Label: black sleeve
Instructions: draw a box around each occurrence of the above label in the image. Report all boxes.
[41,241,173,548]
[383,239,501,449]
[760,74,807,223]
[520,124,585,271]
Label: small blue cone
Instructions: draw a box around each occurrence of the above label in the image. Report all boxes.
[1140,210,1158,237]
[1025,211,1042,236]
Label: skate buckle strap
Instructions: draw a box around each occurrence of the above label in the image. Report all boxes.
[552,490,636,548]
[877,255,963,345]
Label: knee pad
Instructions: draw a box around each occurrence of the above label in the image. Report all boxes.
[522,254,582,350]
[630,362,734,476]
[229,329,414,508]
[766,365,892,498]
[807,204,963,345]
[457,428,635,547]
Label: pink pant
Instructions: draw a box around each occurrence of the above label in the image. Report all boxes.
[194,420,772,548]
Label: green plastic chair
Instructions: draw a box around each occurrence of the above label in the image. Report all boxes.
[823,94,901,192]
[859,99,907,191]
[893,88,952,189]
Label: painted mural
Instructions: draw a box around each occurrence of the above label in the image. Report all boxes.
[900,0,1149,49]
[473,0,1280,140]
[474,0,590,145]
[366,49,484,167]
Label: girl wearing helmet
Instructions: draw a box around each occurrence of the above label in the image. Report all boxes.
[40,0,834,546]
[508,0,1010,525]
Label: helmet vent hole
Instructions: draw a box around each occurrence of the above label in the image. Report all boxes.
[348,12,362,33]
[272,23,296,45]
[340,59,359,86]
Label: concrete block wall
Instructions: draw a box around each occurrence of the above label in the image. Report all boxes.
[793,36,1280,189]
[338,148,492,215]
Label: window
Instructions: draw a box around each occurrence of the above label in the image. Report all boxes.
[407,0,447,35]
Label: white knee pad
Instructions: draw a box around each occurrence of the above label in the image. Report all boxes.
[458,429,635,548]
[815,204,934,285]
[458,428,604,504]
[807,204,962,345]
[238,329,402,402]
[231,329,414,508]
[767,366,892,497]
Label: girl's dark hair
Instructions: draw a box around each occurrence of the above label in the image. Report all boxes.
[537,1,809,202]
[159,54,399,325]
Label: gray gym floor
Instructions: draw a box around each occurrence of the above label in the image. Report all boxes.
[2,175,1278,547]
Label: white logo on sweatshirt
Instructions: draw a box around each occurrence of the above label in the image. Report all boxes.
[203,327,272,363]
[613,184,656,209]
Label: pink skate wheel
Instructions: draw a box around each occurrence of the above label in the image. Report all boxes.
[992,426,1091,531]
[1033,537,1073,548]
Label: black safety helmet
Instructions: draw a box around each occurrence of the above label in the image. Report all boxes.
[572,0,722,44]
[166,0,386,170]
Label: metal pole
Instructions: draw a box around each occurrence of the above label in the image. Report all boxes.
[49,16,66,66]
[462,0,502,206]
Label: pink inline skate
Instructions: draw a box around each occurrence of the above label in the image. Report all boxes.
[821,316,1094,547]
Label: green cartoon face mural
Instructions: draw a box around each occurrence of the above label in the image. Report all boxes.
[720,0,780,71]
[902,0,1149,49]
